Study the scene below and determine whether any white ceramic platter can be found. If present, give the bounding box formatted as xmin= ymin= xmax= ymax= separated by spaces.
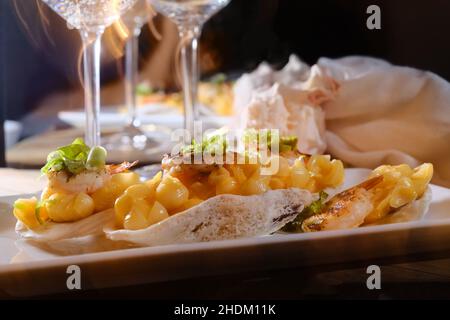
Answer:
xmin=0 ymin=169 xmax=449 ymax=297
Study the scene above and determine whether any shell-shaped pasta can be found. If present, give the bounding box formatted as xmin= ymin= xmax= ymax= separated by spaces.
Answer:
xmin=240 ymin=169 xmax=270 ymax=195
xmin=366 ymin=163 xmax=433 ymax=223
xmin=216 ymin=176 xmax=239 ymax=195
xmin=46 ymin=193 xmax=95 ymax=222
xmin=155 ymin=175 xmax=189 ymax=211
xmin=13 ymin=197 xmax=41 ymax=229
xmin=91 ymin=172 xmax=140 ymax=212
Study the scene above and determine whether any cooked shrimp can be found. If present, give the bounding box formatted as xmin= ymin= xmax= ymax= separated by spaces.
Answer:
xmin=302 ymin=176 xmax=383 ymax=232
xmin=48 ymin=161 xmax=138 ymax=194
xmin=108 ymin=161 xmax=139 ymax=175
xmin=162 ymin=152 xmax=240 ymax=175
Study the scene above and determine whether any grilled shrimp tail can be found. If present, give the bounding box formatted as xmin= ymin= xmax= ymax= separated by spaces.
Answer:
xmin=107 ymin=161 xmax=139 ymax=175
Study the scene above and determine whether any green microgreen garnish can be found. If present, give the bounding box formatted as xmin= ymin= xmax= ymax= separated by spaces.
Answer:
xmin=282 ymin=191 xmax=329 ymax=232
xmin=41 ymin=138 xmax=107 ymax=175
xmin=181 ymin=133 xmax=228 ymax=157
xmin=210 ymin=73 xmax=227 ymax=85
xmin=35 ymin=200 xmax=47 ymax=225
xmin=242 ymin=129 xmax=298 ymax=153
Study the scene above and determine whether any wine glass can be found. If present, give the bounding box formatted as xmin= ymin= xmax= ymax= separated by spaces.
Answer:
xmin=105 ymin=0 xmax=163 ymax=151
xmin=41 ymin=0 xmax=138 ymax=146
xmin=150 ymin=0 xmax=231 ymax=137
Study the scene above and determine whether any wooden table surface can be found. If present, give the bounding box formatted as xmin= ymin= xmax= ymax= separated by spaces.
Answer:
xmin=1 ymin=169 xmax=449 ymax=299
xmin=0 ymin=169 xmax=45 ymax=196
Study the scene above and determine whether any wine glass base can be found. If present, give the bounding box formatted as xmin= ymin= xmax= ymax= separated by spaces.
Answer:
xmin=104 ymin=125 xmax=169 ymax=153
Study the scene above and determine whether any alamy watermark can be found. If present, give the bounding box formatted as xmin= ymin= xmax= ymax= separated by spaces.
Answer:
xmin=367 ymin=5 xmax=381 ymax=30
xmin=366 ymin=265 xmax=381 ymax=290
xmin=66 ymin=264 xmax=81 ymax=290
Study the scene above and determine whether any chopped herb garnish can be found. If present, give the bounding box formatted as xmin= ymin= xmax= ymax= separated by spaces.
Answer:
xmin=210 ymin=73 xmax=227 ymax=85
xmin=282 ymin=191 xmax=329 ymax=232
xmin=181 ymin=133 xmax=228 ymax=156
xmin=279 ymin=136 xmax=298 ymax=152
xmin=180 ymin=130 xmax=299 ymax=160
xmin=41 ymin=138 xmax=107 ymax=175
xmin=242 ymin=129 xmax=298 ymax=153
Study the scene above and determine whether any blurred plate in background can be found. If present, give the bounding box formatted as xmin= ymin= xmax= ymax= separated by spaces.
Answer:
xmin=58 ymin=104 xmax=231 ymax=130
xmin=1 ymin=169 xmax=450 ymax=297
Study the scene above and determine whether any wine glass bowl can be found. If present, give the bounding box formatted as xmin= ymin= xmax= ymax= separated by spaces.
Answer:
xmin=42 ymin=0 xmax=138 ymax=31
xmin=152 ymin=0 xmax=230 ymax=27
xmin=41 ymin=0 xmax=138 ymax=147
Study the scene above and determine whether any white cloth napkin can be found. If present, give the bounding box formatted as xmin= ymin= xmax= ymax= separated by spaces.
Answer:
xmin=233 ymin=55 xmax=450 ymax=187
xmin=320 ymin=56 xmax=450 ymax=187
xmin=234 ymin=55 xmax=337 ymax=154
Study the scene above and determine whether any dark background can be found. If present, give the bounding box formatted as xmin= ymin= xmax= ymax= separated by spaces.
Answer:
xmin=1 ymin=0 xmax=450 ymax=165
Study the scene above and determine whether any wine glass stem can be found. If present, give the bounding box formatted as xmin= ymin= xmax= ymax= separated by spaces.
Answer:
xmin=80 ymin=29 xmax=104 ymax=147
xmin=125 ymin=28 xmax=141 ymax=129
xmin=179 ymin=27 xmax=200 ymax=137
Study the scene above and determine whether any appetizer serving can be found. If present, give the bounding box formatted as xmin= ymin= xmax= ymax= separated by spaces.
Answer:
xmin=10 ymin=133 xmax=434 ymax=250
xmin=285 ymin=163 xmax=433 ymax=232
xmin=105 ymin=135 xmax=344 ymax=246
xmin=13 ymin=138 xmax=140 ymax=241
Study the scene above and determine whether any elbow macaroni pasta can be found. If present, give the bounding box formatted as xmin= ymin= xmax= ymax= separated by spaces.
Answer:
xmin=14 ymin=172 xmax=142 ymax=229
xmin=365 ymin=163 xmax=433 ymax=223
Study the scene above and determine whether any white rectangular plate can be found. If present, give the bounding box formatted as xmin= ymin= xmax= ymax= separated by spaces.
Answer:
xmin=1 ymin=169 xmax=450 ymax=297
